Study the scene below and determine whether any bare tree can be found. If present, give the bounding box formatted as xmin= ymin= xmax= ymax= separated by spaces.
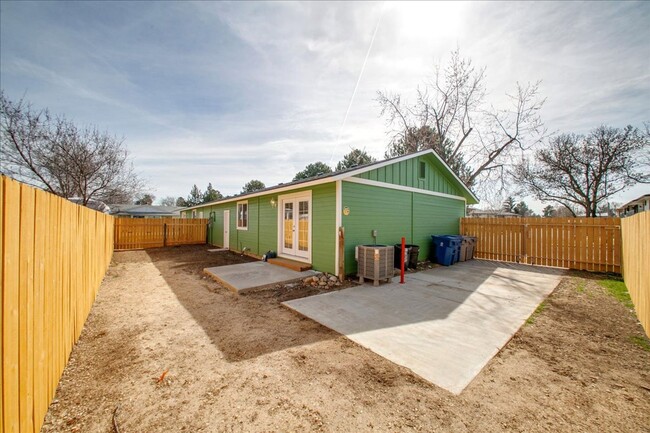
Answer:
xmin=513 ymin=125 xmax=649 ymax=217
xmin=159 ymin=196 xmax=177 ymax=206
xmin=378 ymin=49 xmax=545 ymax=188
xmin=134 ymin=193 xmax=155 ymax=205
xmin=1 ymin=92 xmax=143 ymax=205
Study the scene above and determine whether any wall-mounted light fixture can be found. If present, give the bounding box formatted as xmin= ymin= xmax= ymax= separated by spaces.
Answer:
xmin=270 ymin=198 xmax=277 ymax=208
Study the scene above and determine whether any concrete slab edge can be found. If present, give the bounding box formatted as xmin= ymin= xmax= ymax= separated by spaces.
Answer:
xmin=203 ymin=268 xmax=319 ymax=294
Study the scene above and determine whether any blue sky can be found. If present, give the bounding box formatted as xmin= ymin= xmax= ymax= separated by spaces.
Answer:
xmin=1 ymin=1 xmax=648 ymax=209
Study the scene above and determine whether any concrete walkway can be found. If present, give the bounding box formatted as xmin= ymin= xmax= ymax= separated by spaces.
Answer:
xmin=205 ymin=261 xmax=318 ymax=293
xmin=283 ymin=260 xmax=564 ymax=394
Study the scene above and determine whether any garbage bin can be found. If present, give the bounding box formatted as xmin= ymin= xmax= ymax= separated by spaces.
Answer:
xmin=394 ymin=244 xmax=415 ymax=269
xmin=431 ymin=235 xmax=454 ymax=266
xmin=408 ymin=245 xmax=420 ymax=269
xmin=459 ymin=237 xmax=469 ymax=262
xmin=464 ymin=236 xmax=477 ymax=260
xmin=443 ymin=235 xmax=463 ymax=264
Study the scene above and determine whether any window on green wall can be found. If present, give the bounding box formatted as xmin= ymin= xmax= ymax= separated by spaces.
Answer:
xmin=237 ymin=201 xmax=248 ymax=230
xmin=419 ymin=161 xmax=426 ymax=179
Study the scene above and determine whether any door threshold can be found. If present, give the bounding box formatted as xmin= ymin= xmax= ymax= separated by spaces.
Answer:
xmin=268 ymin=257 xmax=313 ymax=272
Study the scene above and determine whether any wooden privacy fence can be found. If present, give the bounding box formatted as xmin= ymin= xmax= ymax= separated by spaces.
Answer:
xmin=460 ymin=217 xmax=621 ymax=273
xmin=1 ymin=175 xmax=114 ymax=433
xmin=114 ymin=218 xmax=207 ymax=250
xmin=621 ymin=211 xmax=650 ymax=337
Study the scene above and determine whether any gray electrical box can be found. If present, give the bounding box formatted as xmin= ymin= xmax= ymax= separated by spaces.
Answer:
xmin=371 ymin=229 xmax=378 ymax=237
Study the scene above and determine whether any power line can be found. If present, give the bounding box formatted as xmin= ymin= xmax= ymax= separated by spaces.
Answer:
xmin=329 ymin=2 xmax=385 ymax=166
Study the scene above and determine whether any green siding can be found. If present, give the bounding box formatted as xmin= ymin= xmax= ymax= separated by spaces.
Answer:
xmin=310 ymin=183 xmax=336 ymax=274
xmin=355 ymin=154 xmax=466 ymax=198
xmin=342 ymin=182 xmax=464 ymax=275
xmin=412 ymin=192 xmax=464 ymax=261
xmin=180 ymin=182 xmax=337 ymax=274
xmin=342 ymin=182 xmax=412 ymax=275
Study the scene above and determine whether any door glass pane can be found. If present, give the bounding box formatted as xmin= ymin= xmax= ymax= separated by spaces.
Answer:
xmin=298 ymin=200 xmax=309 ymax=251
xmin=283 ymin=202 xmax=293 ymax=249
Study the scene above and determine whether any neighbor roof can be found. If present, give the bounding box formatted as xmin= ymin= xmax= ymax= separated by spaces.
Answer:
xmin=617 ymin=193 xmax=650 ymax=211
xmin=109 ymin=204 xmax=184 ymax=216
xmin=183 ymin=149 xmax=479 ymax=210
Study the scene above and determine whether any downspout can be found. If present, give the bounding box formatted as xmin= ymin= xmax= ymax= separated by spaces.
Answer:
xmin=411 ymin=192 xmax=414 ymax=243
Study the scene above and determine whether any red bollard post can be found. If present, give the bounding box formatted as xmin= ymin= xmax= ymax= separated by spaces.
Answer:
xmin=400 ymin=236 xmax=406 ymax=284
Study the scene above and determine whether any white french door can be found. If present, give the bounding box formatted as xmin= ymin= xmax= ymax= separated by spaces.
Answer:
xmin=223 ymin=210 xmax=230 ymax=249
xmin=279 ymin=192 xmax=311 ymax=261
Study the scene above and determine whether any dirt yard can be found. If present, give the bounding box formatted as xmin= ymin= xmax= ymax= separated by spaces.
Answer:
xmin=41 ymin=245 xmax=650 ymax=432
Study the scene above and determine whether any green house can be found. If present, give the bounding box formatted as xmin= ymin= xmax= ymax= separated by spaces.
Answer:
xmin=182 ymin=149 xmax=479 ymax=276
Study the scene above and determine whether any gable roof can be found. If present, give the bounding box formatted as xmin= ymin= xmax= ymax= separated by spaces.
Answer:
xmin=617 ymin=193 xmax=650 ymax=211
xmin=184 ymin=149 xmax=479 ymax=210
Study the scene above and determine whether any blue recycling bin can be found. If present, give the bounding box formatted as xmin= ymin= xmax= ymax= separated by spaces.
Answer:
xmin=443 ymin=235 xmax=463 ymax=264
xmin=431 ymin=235 xmax=454 ymax=266
xmin=431 ymin=235 xmax=463 ymax=266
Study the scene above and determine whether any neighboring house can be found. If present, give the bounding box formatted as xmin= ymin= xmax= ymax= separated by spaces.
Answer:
xmin=467 ymin=208 xmax=520 ymax=218
xmin=68 ymin=197 xmax=111 ymax=213
xmin=617 ymin=194 xmax=650 ymax=217
xmin=182 ymin=149 xmax=479 ymax=276
xmin=109 ymin=204 xmax=183 ymax=218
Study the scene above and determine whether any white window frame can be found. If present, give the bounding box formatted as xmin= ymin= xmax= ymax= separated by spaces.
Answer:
xmin=237 ymin=201 xmax=248 ymax=230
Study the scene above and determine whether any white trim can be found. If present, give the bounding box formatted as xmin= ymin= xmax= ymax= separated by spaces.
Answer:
xmin=344 ymin=177 xmax=467 ymax=203
xmin=186 ymin=177 xmax=337 ymax=210
xmin=236 ymin=200 xmax=248 ymax=230
xmin=223 ymin=210 xmax=230 ymax=249
xmin=184 ymin=149 xmax=478 ymax=211
xmin=334 ymin=180 xmax=342 ymax=277
xmin=277 ymin=191 xmax=312 ymax=263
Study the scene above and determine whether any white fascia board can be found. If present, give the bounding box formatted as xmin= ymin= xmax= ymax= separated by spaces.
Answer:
xmin=184 ymin=148 xmax=477 ymax=211
xmin=344 ymin=177 xmax=467 ymax=203
xmin=183 ymin=177 xmax=337 ymax=210
xmin=336 ymin=149 xmax=478 ymax=203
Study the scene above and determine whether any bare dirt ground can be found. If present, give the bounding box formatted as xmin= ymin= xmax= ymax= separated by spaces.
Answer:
xmin=42 ymin=245 xmax=650 ymax=433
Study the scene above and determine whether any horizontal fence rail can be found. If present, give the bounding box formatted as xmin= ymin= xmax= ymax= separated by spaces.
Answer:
xmin=1 ymin=175 xmax=114 ymax=433
xmin=460 ymin=217 xmax=621 ymax=273
xmin=621 ymin=211 xmax=650 ymax=336
xmin=114 ymin=218 xmax=207 ymax=250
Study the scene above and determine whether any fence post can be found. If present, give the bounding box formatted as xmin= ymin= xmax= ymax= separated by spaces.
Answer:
xmin=163 ymin=223 xmax=167 ymax=247
xmin=522 ymin=223 xmax=529 ymax=264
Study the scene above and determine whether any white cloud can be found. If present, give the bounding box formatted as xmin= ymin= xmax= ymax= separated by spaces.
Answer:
xmin=1 ymin=1 xmax=648 ymax=208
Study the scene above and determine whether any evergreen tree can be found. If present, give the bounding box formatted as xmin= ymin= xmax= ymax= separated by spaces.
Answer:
xmin=542 ymin=204 xmax=556 ymax=217
xmin=241 ymin=179 xmax=266 ymax=194
xmin=202 ymin=183 xmax=222 ymax=203
xmin=186 ymin=184 xmax=203 ymax=206
xmin=335 ymin=149 xmax=376 ymax=171
xmin=293 ymin=162 xmax=333 ymax=181
xmin=502 ymin=196 xmax=516 ymax=213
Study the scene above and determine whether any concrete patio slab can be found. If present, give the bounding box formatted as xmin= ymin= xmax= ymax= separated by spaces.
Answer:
xmin=204 ymin=261 xmax=319 ymax=294
xmin=283 ymin=260 xmax=564 ymax=394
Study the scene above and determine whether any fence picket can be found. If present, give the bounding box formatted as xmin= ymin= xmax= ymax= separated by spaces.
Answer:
xmin=621 ymin=211 xmax=650 ymax=336
xmin=460 ymin=217 xmax=621 ymax=273
xmin=113 ymin=218 xmax=207 ymax=250
xmin=1 ymin=175 xmax=114 ymax=433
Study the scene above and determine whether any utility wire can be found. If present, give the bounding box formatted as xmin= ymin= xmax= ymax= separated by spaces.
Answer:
xmin=329 ymin=2 xmax=385 ymax=166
